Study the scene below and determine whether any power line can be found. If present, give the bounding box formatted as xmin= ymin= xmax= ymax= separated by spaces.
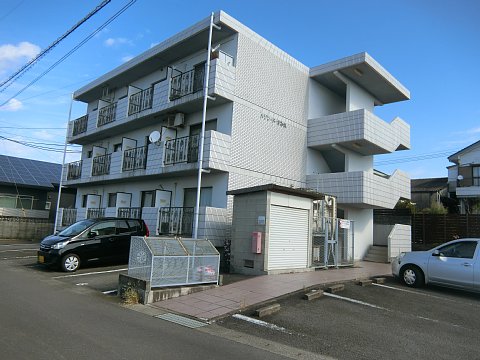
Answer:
xmin=0 ymin=0 xmax=111 ymax=92
xmin=0 ymin=0 xmax=137 ymax=107
xmin=0 ymin=135 xmax=81 ymax=153
xmin=374 ymin=150 xmax=457 ymax=166
xmin=0 ymin=0 xmax=24 ymax=22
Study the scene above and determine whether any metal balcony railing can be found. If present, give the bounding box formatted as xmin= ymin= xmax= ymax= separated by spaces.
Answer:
xmin=122 ymin=146 xmax=148 ymax=171
xmin=97 ymin=102 xmax=117 ymax=127
xmin=158 ymin=207 xmax=194 ymax=236
xmin=164 ymin=135 xmax=199 ymax=165
xmin=87 ymin=208 xmax=105 ymax=219
xmin=92 ymin=154 xmax=111 ymax=176
xmin=61 ymin=208 xmax=77 ymax=226
xmin=128 ymin=87 xmax=153 ymax=116
xmin=170 ymin=67 xmax=204 ymax=100
xmin=72 ymin=115 xmax=88 ymax=136
xmin=67 ymin=160 xmax=82 ymax=180
xmin=117 ymin=207 xmax=142 ymax=219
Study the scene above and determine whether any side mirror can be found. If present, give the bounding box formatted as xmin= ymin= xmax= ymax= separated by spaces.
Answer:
xmin=88 ymin=231 xmax=97 ymax=238
xmin=432 ymin=249 xmax=440 ymax=257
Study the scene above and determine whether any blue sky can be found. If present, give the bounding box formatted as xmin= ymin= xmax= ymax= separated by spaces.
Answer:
xmin=0 ymin=0 xmax=479 ymax=179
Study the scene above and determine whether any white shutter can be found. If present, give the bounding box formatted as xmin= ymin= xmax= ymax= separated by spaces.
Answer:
xmin=267 ymin=205 xmax=309 ymax=270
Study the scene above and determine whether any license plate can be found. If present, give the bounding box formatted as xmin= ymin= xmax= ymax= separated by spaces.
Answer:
xmin=38 ymin=255 xmax=44 ymax=263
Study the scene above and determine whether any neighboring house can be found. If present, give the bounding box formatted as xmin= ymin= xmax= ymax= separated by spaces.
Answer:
xmin=448 ymin=140 xmax=480 ymax=214
xmin=411 ymin=177 xmax=448 ymax=211
xmin=60 ymin=11 xmax=411 ymax=261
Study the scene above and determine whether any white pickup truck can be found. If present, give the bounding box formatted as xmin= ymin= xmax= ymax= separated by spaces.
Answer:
xmin=392 ymin=238 xmax=480 ymax=292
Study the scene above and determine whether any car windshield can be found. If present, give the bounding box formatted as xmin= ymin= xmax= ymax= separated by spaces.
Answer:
xmin=58 ymin=219 xmax=95 ymax=237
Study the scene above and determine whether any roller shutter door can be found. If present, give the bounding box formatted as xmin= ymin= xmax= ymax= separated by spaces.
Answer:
xmin=267 ymin=205 xmax=309 ymax=270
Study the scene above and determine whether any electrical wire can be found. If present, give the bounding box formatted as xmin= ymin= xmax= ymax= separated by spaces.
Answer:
xmin=0 ymin=0 xmax=24 ymax=22
xmin=0 ymin=0 xmax=111 ymax=92
xmin=0 ymin=0 xmax=137 ymax=107
xmin=374 ymin=149 xmax=457 ymax=166
xmin=0 ymin=135 xmax=81 ymax=153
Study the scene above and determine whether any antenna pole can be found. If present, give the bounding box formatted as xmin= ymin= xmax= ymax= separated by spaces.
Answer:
xmin=54 ymin=94 xmax=74 ymax=233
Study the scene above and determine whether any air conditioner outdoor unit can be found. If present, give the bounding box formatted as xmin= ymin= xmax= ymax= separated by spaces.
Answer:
xmin=174 ymin=113 xmax=185 ymax=127
xmin=166 ymin=114 xmax=176 ymax=127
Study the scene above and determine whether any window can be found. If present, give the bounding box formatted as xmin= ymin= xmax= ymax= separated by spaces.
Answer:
xmin=116 ymin=220 xmax=130 ymax=234
xmin=189 ymin=119 xmax=217 ymax=136
xmin=113 ymin=143 xmax=122 ymax=152
xmin=437 ymin=241 xmax=477 ymax=259
xmin=82 ymin=195 xmax=88 ymax=208
xmin=473 ymin=166 xmax=480 ymax=186
xmin=108 ymin=193 xmax=117 ymax=207
xmin=183 ymin=187 xmax=212 ymax=208
xmin=87 ymin=150 xmax=93 ymax=158
xmin=45 ymin=201 xmax=51 ymax=210
xmin=89 ymin=221 xmax=116 ymax=236
xmin=141 ymin=191 xmax=155 ymax=207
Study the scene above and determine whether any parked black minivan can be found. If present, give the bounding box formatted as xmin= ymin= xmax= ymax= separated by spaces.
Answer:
xmin=37 ymin=218 xmax=149 ymax=272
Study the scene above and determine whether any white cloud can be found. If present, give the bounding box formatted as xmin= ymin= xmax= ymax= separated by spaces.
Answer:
xmin=0 ymin=42 xmax=40 ymax=73
xmin=104 ymin=37 xmax=132 ymax=47
xmin=0 ymin=98 xmax=23 ymax=111
xmin=121 ymin=55 xmax=134 ymax=63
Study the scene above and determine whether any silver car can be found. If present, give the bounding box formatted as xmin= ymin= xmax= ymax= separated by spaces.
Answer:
xmin=392 ymin=238 xmax=480 ymax=292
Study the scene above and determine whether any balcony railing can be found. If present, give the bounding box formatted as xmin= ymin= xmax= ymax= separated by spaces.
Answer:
xmin=117 ymin=207 xmax=142 ymax=219
xmin=122 ymin=146 xmax=148 ymax=171
xmin=128 ymin=87 xmax=153 ymax=116
xmin=61 ymin=208 xmax=77 ymax=226
xmin=67 ymin=160 xmax=82 ymax=180
xmin=72 ymin=115 xmax=88 ymax=136
xmin=97 ymin=102 xmax=117 ymax=127
xmin=92 ymin=154 xmax=111 ymax=176
xmin=158 ymin=207 xmax=194 ymax=236
xmin=164 ymin=135 xmax=199 ymax=165
xmin=87 ymin=208 xmax=105 ymax=219
xmin=170 ymin=67 xmax=204 ymax=100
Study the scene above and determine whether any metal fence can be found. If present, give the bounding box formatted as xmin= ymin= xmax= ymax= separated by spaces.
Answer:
xmin=72 ymin=115 xmax=88 ymax=136
xmin=122 ymin=146 xmax=148 ymax=171
xmin=97 ymin=102 xmax=117 ymax=127
xmin=128 ymin=237 xmax=220 ymax=288
xmin=157 ymin=207 xmax=194 ymax=236
xmin=92 ymin=154 xmax=111 ymax=176
xmin=128 ymin=87 xmax=153 ymax=115
xmin=312 ymin=217 xmax=355 ymax=268
xmin=117 ymin=207 xmax=142 ymax=219
xmin=164 ymin=135 xmax=199 ymax=165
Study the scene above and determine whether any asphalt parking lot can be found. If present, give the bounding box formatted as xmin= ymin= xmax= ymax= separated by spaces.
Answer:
xmin=218 ymin=278 xmax=480 ymax=360
xmin=0 ymin=241 xmax=126 ymax=296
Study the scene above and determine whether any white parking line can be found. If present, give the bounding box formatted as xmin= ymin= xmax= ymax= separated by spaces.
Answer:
xmin=0 ymin=249 xmax=36 ymax=253
xmin=102 ymin=290 xmax=117 ymax=295
xmin=372 ymin=283 xmax=480 ymax=307
xmin=52 ymin=268 xmax=128 ymax=279
xmin=232 ymin=314 xmax=292 ymax=334
xmin=2 ymin=256 xmax=37 ymax=260
xmin=324 ymin=292 xmax=391 ymax=311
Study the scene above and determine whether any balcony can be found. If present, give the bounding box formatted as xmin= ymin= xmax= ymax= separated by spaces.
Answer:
xmin=97 ymin=102 xmax=117 ymax=127
xmin=306 ymin=170 xmax=410 ymax=209
xmin=128 ymin=87 xmax=153 ymax=116
xmin=92 ymin=154 xmax=111 ymax=176
xmin=117 ymin=207 xmax=142 ymax=219
xmin=164 ymin=135 xmax=199 ymax=165
xmin=72 ymin=115 xmax=88 ymax=136
xmin=67 ymin=160 xmax=82 ymax=180
xmin=122 ymin=146 xmax=148 ymax=171
xmin=157 ymin=207 xmax=194 ymax=236
xmin=68 ymin=57 xmax=236 ymax=145
xmin=170 ymin=68 xmax=204 ymax=101
xmin=308 ymin=109 xmax=410 ymax=155
xmin=87 ymin=208 xmax=105 ymax=219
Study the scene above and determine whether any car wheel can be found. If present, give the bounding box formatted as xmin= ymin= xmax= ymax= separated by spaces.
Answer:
xmin=61 ymin=254 xmax=80 ymax=272
xmin=401 ymin=265 xmax=424 ymax=287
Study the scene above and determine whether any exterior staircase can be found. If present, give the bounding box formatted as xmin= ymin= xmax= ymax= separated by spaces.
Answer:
xmin=363 ymin=245 xmax=389 ymax=263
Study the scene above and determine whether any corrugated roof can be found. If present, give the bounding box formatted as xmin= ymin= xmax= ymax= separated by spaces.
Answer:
xmin=227 ymin=184 xmax=328 ymax=200
xmin=0 ymin=155 xmax=61 ymax=189
xmin=411 ymin=177 xmax=448 ymax=192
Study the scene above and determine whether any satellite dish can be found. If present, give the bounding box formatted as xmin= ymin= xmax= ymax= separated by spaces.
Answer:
xmin=149 ymin=130 xmax=161 ymax=145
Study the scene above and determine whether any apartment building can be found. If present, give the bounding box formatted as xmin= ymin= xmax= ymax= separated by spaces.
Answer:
xmin=60 ymin=11 xmax=411 ymax=260
xmin=448 ymin=140 xmax=480 ymax=214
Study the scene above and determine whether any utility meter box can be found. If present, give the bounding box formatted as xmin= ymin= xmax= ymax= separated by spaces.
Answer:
xmin=252 ymin=232 xmax=262 ymax=254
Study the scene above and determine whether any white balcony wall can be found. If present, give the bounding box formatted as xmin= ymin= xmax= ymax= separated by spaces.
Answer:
xmin=346 ymin=78 xmax=375 ymax=112
xmin=457 ymin=186 xmax=480 ymax=197
xmin=345 ymin=208 xmax=373 ymax=259
xmin=306 ymin=170 xmax=410 ymax=208
xmin=196 ymin=207 xmax=229 ymax=245
xmin=306 ymin=148 xmax=332 ymax=175
xmin=308 ymin=109 xmax=410 ymax=155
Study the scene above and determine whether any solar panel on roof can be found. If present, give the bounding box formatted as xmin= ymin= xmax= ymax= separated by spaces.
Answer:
xmin=0 ymin=155 xmax=62 ymax=188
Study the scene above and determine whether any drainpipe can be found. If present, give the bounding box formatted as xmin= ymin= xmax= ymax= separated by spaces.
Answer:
xmin=54 ymin=94 xmax=74 ymax=233
xmin=193 ymin=12 xmax=221 ymax=239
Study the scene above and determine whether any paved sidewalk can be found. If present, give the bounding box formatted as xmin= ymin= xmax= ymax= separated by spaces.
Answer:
xmin=150 ymin=261 xmax=391 ymax=321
